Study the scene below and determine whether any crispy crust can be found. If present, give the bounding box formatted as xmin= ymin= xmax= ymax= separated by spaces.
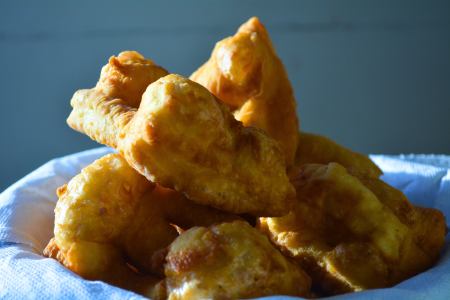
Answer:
xmin=190 ymin=17 xmax=299 ymax=167
xmin=165 ymin=221 xmax=312 ymax=299
xmin=258 ymin=163 xmax=447 ymax=295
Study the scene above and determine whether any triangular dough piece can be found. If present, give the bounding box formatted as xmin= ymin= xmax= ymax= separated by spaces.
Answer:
xmin=190 ymin=17 xmax=299 ymax=167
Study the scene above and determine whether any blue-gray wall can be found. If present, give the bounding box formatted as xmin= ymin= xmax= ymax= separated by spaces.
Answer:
xmin=1 ymin=0 xmax=449 ymax=193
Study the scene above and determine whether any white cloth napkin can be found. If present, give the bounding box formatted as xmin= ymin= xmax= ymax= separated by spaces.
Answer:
xmin=0 ymin=147 xmax=449 ymax=299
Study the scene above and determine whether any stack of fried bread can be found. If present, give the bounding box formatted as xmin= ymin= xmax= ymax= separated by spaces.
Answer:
xmin=43 ymin=17 xmax=447 ymax=299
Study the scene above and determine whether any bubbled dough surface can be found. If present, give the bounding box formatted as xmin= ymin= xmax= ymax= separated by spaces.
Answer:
xmin=258 ymin=163 xmax=447 ymax=295
xmin=165 ymin=221 xmax=311 ymax=300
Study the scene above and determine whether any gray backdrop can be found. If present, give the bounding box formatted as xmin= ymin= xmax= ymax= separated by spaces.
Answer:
xmin=1 ymin=0 xmax=449 ymax=193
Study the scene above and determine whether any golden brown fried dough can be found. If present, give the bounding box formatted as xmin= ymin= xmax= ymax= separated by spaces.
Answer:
xmin=288 ymin=131 xmax=383 ymax=178
xmin=44 ymin=154 xmax=162 ymax=296
xmin=68 ymin=57 xmax=295 ymax=216
xmin=258 ymin=163 xmax=447 ymax=295
xmin=44 ymin=154 xmax=240 ymax=297
xmin=120 ymin=74 xmax=295 ymax=216
xmin=190 ymin=17 xmax=299 ymax=167
xmin=68 ymin=51 xmax=169 ymax=149
xmin=44 ymin=237 xmax=165 ymax=298
xmin=164 ymin=221 xmax=312 ymax=300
